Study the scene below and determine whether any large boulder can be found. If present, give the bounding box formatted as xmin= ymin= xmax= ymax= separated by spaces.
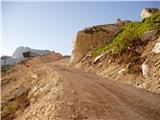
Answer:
xmin=141 ymin=29 xmax=158 ymax=42
xmin=70 ymin=24 xmax=122 ymax=65
xmin=140 ymin=8 xmax=159 ymax=19
xmin=152 ymin=37 xmax=160 ymax=53
xmin=142 ymin=61 xmax=149 ymax=78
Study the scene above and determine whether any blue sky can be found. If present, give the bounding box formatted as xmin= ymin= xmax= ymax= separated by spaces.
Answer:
xmin=1 ymin=1 xmax=159 ymax=56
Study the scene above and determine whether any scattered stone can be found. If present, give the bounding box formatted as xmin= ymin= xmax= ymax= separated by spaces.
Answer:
xmin=13 ymin=87 xmax=29 ymax=98
xmin=80 ymin=54 xmax=92 ymax=63
xmin=142 ymin=61 xmax=149 ymax=78
xmin=55 ymin=117 xmax=60 ymax=120
xmin=31 ymin=74 xmax=38 ymax=79
xmin=70 ymin=114 xmax=76 ymax=119
xmin=32 ymin=110 xmax=36 ymax=116
xmin=67 ymin=102 xmax=74 ymax=106
xmin=93 ymin=52 xmax=107 ymax=64
xmin=152 ymin=42 xmax=160 ymax=53
xmin=155 ymin=61 xmax=160 ymax=66
xmin=72 ymin=90 xmax=76 ymax=94
xmin=28 ymin=85 xmax=41 ymax=99
xmin=14 ymin=86 xmax=19 ymax=90
xmin=118 ymin=68 xmax=126 ymax=75
xmin=8 ymin=89 xmax=12 ymax=92
xmin=59 ymin=101 xmax=65 ymax=104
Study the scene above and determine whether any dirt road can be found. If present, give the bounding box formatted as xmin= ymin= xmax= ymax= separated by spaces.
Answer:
xmin=12 ymin=62 xmax=159 ymax=120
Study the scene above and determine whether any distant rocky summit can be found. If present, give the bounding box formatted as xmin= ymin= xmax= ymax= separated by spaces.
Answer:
xmin=141 ymin=8 xmax=159 ymax=19
xmin=1 ymin=46 xmax=52 ymax=66
xmin=12 ymin=46 xmax=51 ymax=61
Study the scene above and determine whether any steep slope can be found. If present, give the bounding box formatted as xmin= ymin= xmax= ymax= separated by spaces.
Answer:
xmin=1 ymin=54 xmax=68 ymax=120
xmin=70 ymin=23 xmax=128 ymax=65
xmin=1 ymin=60 xmax=160 ymax=120
xmin=72 ymin=9 xmax=160 ymax=93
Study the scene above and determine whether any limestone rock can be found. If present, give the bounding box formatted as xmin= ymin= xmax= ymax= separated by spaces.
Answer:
xmin=118 ymin=68 xmax=126 ymax=75
xmin=141 ymin=29 xmax=158 ymax=42
xmin=31 ymin=74 xmax=38 ymax=79
xmin=151 ymin=37 xmax=160 ymax=53
xmin=152 ymin=42 xmax=160 ymax=53
xmin=142 ymin=62 xmax=149 ymax=78
xmin=140 ymin=8 xmax=159 ymax=19
xmin=70 ymin=24 xmax=122 ymax=65
xmin=93 ymin=52 xmax=107 ymax=64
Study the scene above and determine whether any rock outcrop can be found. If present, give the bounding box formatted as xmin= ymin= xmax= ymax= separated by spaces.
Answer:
xmin=141 ymin=61 xmax=149 ymax=78
xmin=12 ymin=46 xmax=51 ymax=61
xmin=152 ymin=37 xmax=160 ymax=53
xmin=70 ymin=24 xmax=123 ymax=65
xmin=140 ymin=8 xmax=159 ymax=19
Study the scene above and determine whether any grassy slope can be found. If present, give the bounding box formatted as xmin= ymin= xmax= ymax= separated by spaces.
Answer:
xmin=92 ymin=11 xmax=160 ymax=57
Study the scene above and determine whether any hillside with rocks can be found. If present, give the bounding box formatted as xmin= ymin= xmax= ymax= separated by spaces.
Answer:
xmin=1 ymin=54 xmax=160 ymax=120
xmin=1 ymin=8 xmax=160 ymax=120
xmin=72 ymin=8 xmax=160 ymax=93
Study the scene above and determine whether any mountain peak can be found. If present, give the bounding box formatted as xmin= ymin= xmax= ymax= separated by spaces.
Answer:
xmin=12 ymin=46 xmax=51 ymax=60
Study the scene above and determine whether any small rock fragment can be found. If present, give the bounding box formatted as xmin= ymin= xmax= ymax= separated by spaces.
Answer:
xmin=118 ymin=68 xmax=126 ymax=75
xmin=152 ymin=42 xmax=160 ymax=53
xmin=142 ymin=61 xmax=149 ymax=78
xmin=67 ymin=102 xmax=74 ymax=106
xmin=31 ymin=74 xmax=38 ymax=79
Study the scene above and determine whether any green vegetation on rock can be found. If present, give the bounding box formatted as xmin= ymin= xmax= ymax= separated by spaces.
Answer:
xmin=92 ymin=11 xmax=160 ymax=57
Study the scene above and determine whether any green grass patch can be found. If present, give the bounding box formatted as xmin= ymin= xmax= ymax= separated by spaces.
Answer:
xmin=92 ymin=11 xmax=160 ymax=57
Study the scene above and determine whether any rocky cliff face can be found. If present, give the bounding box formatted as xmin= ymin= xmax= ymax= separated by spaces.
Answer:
xmin=70 ymin=24 xmax=125 ymax=65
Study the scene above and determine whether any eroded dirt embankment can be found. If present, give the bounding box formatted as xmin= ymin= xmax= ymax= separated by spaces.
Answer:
xmin=2 ymin=59 xmax=160 ymax=120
